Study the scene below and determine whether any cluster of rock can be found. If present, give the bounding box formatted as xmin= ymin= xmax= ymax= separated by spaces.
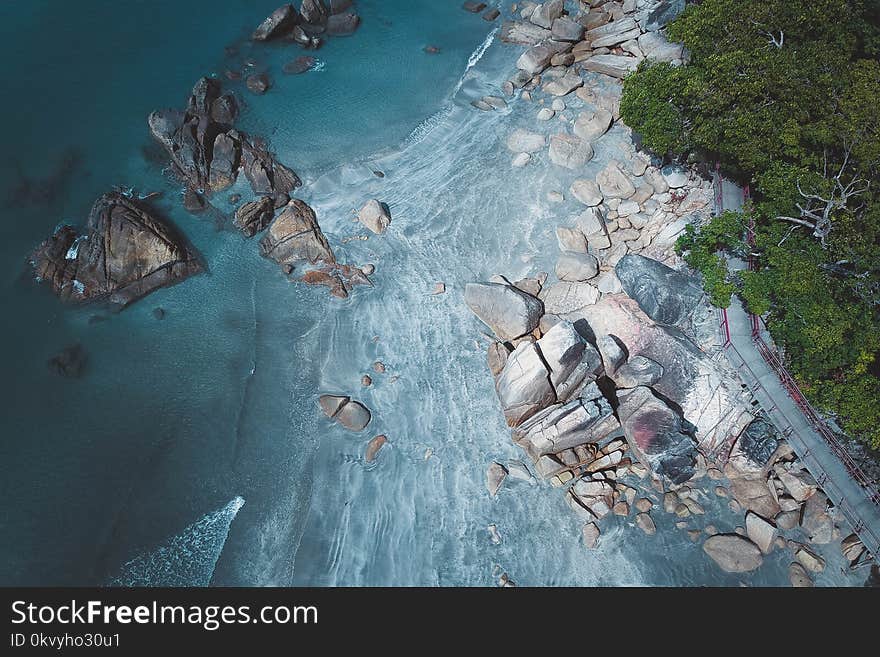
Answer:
xmin=502 ymin=0 xmax=686 ymax=83
xmin=473 ymin=1 xmax=875 ymax=584
xmin=697 ymin=437 xmax=872 ymax=583
xmin=252 ymin=1 xmax=361 ymax=48
xmin=31 ymin=4 xmax=375 ymax=309
xmin=31 ymin=192 xmax=202 ymax=307
xmin=149 ymin=77 xmax=301 ymax=211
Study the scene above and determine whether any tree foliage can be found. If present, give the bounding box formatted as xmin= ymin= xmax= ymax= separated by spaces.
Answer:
xmin=621 ymin=0 xmax=880 ymax=448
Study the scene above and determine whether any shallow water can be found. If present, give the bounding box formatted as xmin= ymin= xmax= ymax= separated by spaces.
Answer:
xmin=0 ymin=1 xmax=865 ymax=586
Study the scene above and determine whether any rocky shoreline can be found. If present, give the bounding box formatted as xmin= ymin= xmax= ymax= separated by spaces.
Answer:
xmin=468 ymin=0 xmax=873 ymax=585
xmin=22 ymin=0 xmax=874 ymax=584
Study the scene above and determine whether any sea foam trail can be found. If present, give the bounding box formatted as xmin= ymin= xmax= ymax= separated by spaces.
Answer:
xmin=453 ymin=27 xmax=498 ymax=95
xmin=109 ymin=496 xmax=245 ymax=586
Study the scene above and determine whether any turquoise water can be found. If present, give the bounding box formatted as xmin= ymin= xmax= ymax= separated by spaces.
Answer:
xmin=0 ymin=1 xmax=863 ymax=586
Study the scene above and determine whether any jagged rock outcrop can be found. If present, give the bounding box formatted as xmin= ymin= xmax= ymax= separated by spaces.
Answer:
xmin=252 ymin=4 xmax=300 ymax=41
xmin=148 ymin=77 xmax=300 ymax=201
xmin=514 ymin=389 xmax=619 ymax=461
xmin=617 ymin=385 xmax=697 ymax=484
xmin=536 ymin=320 xmax=603 ymax=401
xmin=565 ymin=294 xmax=753 ymax=456
xmin=494 ymin=341 xmax=556 ymax=427
xmin=259 ymin=199 xmax=335 ymax=266
xmin=31 ymin=192 xmax=202 ymax=307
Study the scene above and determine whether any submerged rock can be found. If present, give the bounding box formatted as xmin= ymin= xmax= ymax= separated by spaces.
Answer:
xmin=464 ymin=282 xmax=543 ymax=341
xmin=365 ymin=434 xmax=388 ymax=462
xmin=283 ymin=56 xmax=316 ymax=74
xmin=31 ymin=192 xmax=202 ymax=307
xmin=47 ymin=343 xmax=88 ymax=378
xmin=259 ymin=199 xmax=335 ymax=266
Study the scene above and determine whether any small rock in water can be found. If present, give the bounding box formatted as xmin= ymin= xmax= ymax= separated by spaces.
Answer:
xmin=282 ymin=56 xmax=316 ymax=74
xmin=635 ymin=498 xmax=653 ymax=513
xmin=511 ymin=152 xmax=531 ymax=168
xmin=357 ymin=199 xmax=391 ymax=234
xmin=282 ymin=264 xmax=294 ymax=275
xmin=537 ymin=107 xmax=555 ymax=121
xmin=365 ymin=434 xmax=387 ymax=462
xmin=361 ymin=263 xmax=376 ymax=276
xmin=152 ymin=307 xmax=165 ymax=320
xmin=373 ymin=361 xmax=386 ymax=373
xmin=582 ymin=522 xmax=600 ymax=549
xmin=372 ymin=170 xmax=385 ymax=178
xmin=547 ymin=190 xmax=564 ymax=203
xmin=788 ymin=561 xmax=813 ymax=587
xmin=335 ymin=400 xmax=372 ymax=431
xmin=486 ymin=462 xmax=508 ymax=496
xmin=246 ymin=73 xmax=271 ymax=95
xmin=424 ymin=45 xmax=440 ymax=54
xmin=361 ymin=375 xmax=372 ymax=387
xmin=47 ymin=344 xmax=87 ymax=378
xmin=636 ymin=513 xmax=656 ymax=535
xmin=431 ymin=282 xmax=446 ymax=295
xmin=487 ymin=524 xmax=502 ymax=544
xmin=228 ymin=193 xmax=241 ymax=204
xmin=424 ymin=447 xmax=433 ymax=460
xmin=319 ymin=394 xmax=350 ymax=418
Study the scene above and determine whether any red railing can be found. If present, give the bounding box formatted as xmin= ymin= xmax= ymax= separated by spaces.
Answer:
xmin=713 ymin=171 xmax=880 ymax=511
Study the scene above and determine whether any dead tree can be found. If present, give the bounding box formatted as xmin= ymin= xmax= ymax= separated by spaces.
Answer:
xmin=776 ymin=145 xmax=870 ymax=246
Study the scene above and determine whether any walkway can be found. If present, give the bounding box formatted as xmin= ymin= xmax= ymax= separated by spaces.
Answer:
xmin=714 ymin=172 xmax=880 ymax=560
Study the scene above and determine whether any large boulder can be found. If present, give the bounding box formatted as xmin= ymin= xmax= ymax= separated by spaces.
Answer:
xmin=564 ymin=295 xmax=754 ymax=455
xmin=259 ymin=199 xmax=335 ymax=265
xmin=495 ymin=341 xmax=557 ymax=427
xmin=300 ymin=0 xmax=329 ymax=27
xmin=326 ymin=12 xmax=360 ymax=35
xmin=530 ymin=0 xmax=564 ymax=28
xmin=539 ymin=281 xmax=601 ymax=315
xmin=31 ymin=192 xmax=202 ymax=307
xmin=570 ymin=181 xmax=604 ymax=208
xmin=357 ymin=199 xmax=391 ymax=234
xmin=536 ymin=320 xmax=604 ymax=401
xmin=514 ymin=390 xmax=619 ymax=461
xmin=556 ymin=251 xmax=599 ymax=282
xmin=516 ymin=43 xmax=554 ymax=74
xmin=464 ymin=282 xmax=543 ymax=341
xmin=551 ymin=17 xmax=584 ymax=42
xmin=252 ymin=4 xmax=299 ymax=41
xmin=240 ymin=137 xmax=302 ymax=196
xmin=617 ymin=385 xmax=697 ymax=484
xmin=596 ymin=161 xmax=636 ymax=199
xmin=645 ymin=0 xmax=686 ymax=32
xmin=573 ymin=109 xmax=613 ymax=142
xmin=582 ymin=54 xmax=639 ymax=78
xmin=615 ymin=254 xmax=702 ymax=327
xmin=703 ymin=534 xmax=763 ymax=573
xmin=549 ymin=134 xmax=593 ymax=169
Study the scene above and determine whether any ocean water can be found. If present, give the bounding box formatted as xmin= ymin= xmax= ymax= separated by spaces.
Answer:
xmin=0 ymin=1 xmax=864 ymax=586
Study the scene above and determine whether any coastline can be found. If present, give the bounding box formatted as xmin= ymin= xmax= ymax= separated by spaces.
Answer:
xmin=1 ymin=0 xmax=872 ymax=586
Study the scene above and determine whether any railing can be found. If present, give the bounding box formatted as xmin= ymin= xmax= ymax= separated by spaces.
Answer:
xmin=711 ymin=166 xmax=880 ymax=556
